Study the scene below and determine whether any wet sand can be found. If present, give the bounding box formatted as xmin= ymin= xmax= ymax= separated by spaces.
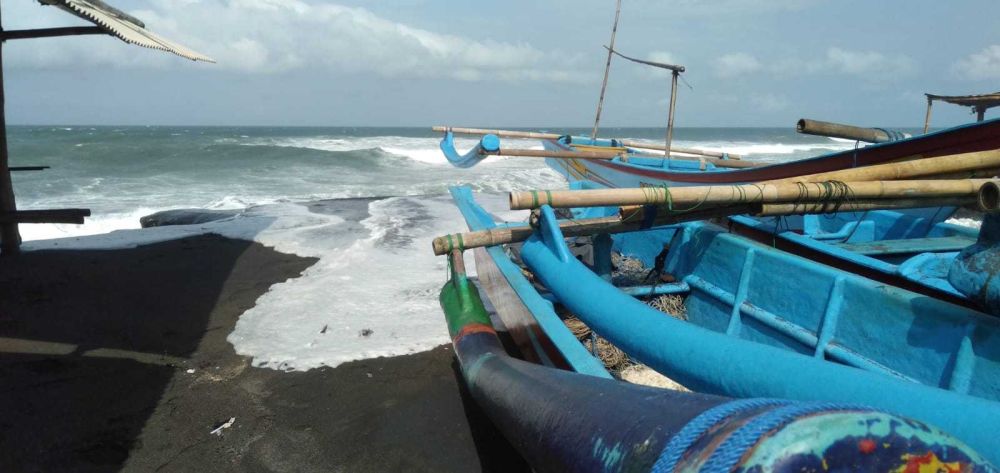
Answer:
xmin=0 ymin=234 xmax=526 ymax=472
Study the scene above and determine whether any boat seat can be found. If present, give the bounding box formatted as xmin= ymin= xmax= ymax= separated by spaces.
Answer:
xmin=832 ymin=235 xmax=976 ymax=256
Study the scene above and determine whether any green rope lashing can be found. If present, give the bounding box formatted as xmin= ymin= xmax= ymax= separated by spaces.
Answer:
xmin=531 ymin=191 xmax=539 ymax=208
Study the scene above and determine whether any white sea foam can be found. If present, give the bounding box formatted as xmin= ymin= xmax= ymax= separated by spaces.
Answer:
xmin=946 ymin=217 xmax=982 ymax=229
xmin=241 ymin=135 xmax=543 ymax=165
xmin=22 ymin=193 xmax=514 ymax=371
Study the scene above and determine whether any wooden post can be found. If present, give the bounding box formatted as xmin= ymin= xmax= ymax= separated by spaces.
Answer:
xmin=923 ymin=96 xmax=934 ymax=133
xmin=591 ymin=0 xmax=621 ymax=140
xmin=0 ymin=8 xmax=20 ymax=255
xmin=977 ymin=106 xmax=986 ymax=122
xmin=664 ymin=70 xmax=679 ymax=161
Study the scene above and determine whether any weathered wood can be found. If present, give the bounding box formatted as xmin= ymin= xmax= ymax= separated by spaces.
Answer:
xmin=435 ymin=191 xmax=977 ymax=255
xmin=432 ymin=126 xmax=743 ymax=160
xmin=0 ymin=208 xmax=90 ymax=224
xmin=433 ymin=216 xmax=621 ymax=255
xmin=978 ymin=181 xmax=1000 ymax=212
xmin=0 ymin=26 xmax=106 ymax=41
xmin=923 ymin=96 xmax=934 ymax=134
xmin=591 ymin=0 xmax=621 ymax=140
xmin=10 ymin=166 xmax=49 ymax=172
xmin=0 ymin=27 xmax=19 ymax=255
xmin=665 ymin=71 xmax=679 ymax=158
xmin=796 ymin=118 xmax=903 ymax=143
xmin=759 ymin=197 xmax=975 ymax=216
xmin=510 ymin=179 xmax=995 ymax=210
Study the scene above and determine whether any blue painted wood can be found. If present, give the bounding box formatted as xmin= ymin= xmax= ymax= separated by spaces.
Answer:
xmin=439 ymin=131 xmax=498 ymax=168
xmin=448 ymin=186 xmax=611 ymax=378
xmin=518 ymin=204 xmax=1000 ymax=463
xmin=833 ymin=235 xmax=976 ymax=256
xmin=441 ymin=251 xmax=996 ymax=472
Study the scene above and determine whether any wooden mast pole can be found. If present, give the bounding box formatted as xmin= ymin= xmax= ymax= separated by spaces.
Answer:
xmin=590 ymin=0 xmax=621 ymax=140
xmin=664 ymin=70 xmax=679 ymax=160
xmin=0 ymin=4 xmax=20 ymax=255
xmin=976 ymin=106 xmax=986 ymax=122
xmin=923 ymin=96 xmax=934 ymax=133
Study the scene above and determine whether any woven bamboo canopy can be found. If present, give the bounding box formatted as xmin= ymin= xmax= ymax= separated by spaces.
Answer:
xmin=923 ymin=91 xmax=1000 ymax=132
xmin=0 ymin=0 xmax=214 ymax=255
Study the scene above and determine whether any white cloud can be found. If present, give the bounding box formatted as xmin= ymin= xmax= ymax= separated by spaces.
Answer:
xmin=773 ymin=47 xmax=915 ymax=83
xmin=2 ymin=0 xmax=586 ymax=82
xmin=714 ymin=53 xmax=761 ymax=78
xmin=952 ymin=45 xmax=1000 ymax=81
xmin=750 ymin=93 xmax=789 ymax=111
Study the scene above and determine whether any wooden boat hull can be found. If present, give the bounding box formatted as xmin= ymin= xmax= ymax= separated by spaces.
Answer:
xmin=544 ymin=118 xmax=1000 ymax=186
xmin=515 ymin=203 xmax=1000 ymax=462
xmin=439 ymin=242 xmax=994 ymax=471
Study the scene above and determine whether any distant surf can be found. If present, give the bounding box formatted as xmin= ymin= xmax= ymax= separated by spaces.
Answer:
xmin=10 ymin=125 xmax=909 ymax=370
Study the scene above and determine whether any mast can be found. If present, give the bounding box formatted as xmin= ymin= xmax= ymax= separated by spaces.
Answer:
xmin=590 ymin=0 xmax=621 ymax=140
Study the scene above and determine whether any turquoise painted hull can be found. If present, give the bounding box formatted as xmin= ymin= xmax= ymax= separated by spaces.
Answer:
xmin=534 ymin=121 xmax=1000 ymax=309
xmin=446 ymin=187 xmax=1000 ymax=464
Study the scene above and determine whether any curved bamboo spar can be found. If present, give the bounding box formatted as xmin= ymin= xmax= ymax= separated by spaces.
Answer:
xmin=768 ymin=148 xmax=1000 ymax=184
xmin=431 ymin=126 xmax=743 ymax=160
xmin=509 ymin=179 xmax=996 ymax=210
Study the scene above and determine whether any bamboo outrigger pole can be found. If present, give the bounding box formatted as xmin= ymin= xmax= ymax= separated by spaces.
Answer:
xmin=509 ymin=178 xmax=996 ymax=210
xmin=591 ymin=0 xmax=621 ymax=140
xmin=431 ymin=126 xmax=748 ymax=163
xmin=433 ymin=190 xmax=983 ymax=256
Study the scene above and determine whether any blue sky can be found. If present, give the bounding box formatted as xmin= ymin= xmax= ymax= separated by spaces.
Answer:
xmin=2 ymin=0 xmax=998 ymax=127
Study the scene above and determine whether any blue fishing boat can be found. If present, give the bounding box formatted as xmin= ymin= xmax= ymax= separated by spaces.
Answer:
xmin=438 ymin=186 xmax=999 ymax=470
xmin=439 ymin=119 xmax=1000 ymax=310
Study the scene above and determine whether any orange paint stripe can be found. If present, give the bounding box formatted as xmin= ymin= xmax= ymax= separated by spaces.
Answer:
xmin=454 ymin=323 xmax=496 ymax=343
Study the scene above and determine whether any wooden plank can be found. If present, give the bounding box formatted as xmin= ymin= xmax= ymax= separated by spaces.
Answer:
xmin=0 ymin=209 xmax=90 ymax=224
xmin=833 ymin=236 xmax=976 ymax=256
xmin=10 ymin=166 xmax=49 ymax=171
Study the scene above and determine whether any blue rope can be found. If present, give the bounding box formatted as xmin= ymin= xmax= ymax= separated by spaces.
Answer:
xmin=874 ymin=127 xmax=906 ymax=142
xmin=700 ymin=401 xmax=874 ymax=473
xmin=651 ymin=398 xmax=790 ymax=473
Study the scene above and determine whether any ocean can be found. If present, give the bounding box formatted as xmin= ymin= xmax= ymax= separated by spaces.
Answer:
xmin=9 ymin=125 xmax=884 ymax=370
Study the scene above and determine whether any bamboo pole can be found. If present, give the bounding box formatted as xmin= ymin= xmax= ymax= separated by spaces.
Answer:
xmin=591 ymin=0 xmax=621 ymax=140
xmin=435 ymin=193 xmax=978 ymax=255
xmin=432 ymin=204 xmax=753 ymax=256
xmin=796 ymin=119 xmax=902 ymax=143
xmin=759 ymin=197 xmax=975 ymax=216
xmin=978 ymin=181 xmax=1000 ymax=212
xmin=923 ymin=97 xmax=934 ymax=134
xmin=509 ymin=179 xmax=996 ymax=210
xmin=767 ymin=148 xmax=1000 ymax=184
xmin=432 ymin=126 xmax=744 ymax=160
xmin=432 ymin=216 xmax=621 ymax=256
xmin=665 ymin=70 xmax=679 ymax=160
xmin=485 ymin=148 xmax=624 ymax=160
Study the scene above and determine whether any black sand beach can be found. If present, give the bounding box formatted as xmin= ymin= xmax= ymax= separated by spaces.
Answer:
xmin=0 ymin=234 xmax=526 ymax=472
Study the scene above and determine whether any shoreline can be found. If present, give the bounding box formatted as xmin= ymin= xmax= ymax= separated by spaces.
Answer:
xmin=0 ymin=232 xmax=525 ymax=472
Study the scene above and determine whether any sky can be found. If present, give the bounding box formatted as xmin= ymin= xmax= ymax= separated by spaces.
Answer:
xmin=2 ymin=0 xmax=998 ymax=127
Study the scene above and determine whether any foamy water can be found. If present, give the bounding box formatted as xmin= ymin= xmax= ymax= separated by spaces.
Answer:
xmin=9 ymin=125 xmax=889 ymax=370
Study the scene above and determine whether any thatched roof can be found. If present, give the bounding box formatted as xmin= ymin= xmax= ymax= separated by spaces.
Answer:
xmin=926 ymin=92 xmax=1000 ymax=110
xmin=39 ymin=0 xmax=214 ymax=62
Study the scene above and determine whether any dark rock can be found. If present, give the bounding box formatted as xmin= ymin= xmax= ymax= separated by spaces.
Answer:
xmin=140 ymin=209 xmax=241 ymax=228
